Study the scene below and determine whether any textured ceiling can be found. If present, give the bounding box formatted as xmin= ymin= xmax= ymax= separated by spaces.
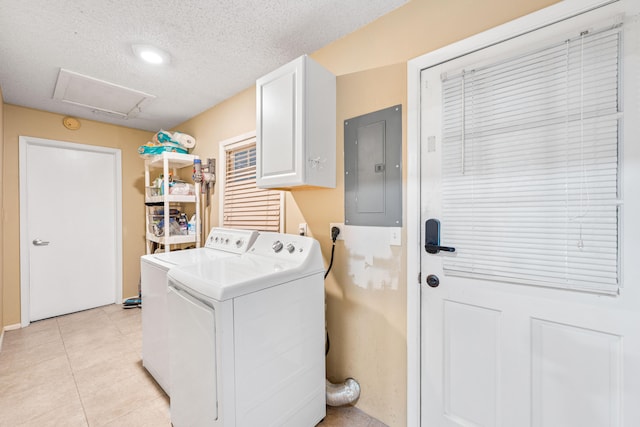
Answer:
xmin=0 ymin=0 xmax=406 ymax=132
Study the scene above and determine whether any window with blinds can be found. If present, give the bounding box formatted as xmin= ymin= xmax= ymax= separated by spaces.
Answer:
xmin=222 ymin=141 xmax=282 ymax=232
xmin=440 ymin=24 xmax=622 ymax=294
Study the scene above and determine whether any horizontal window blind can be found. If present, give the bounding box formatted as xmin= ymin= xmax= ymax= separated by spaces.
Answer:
xmin=223 ymin=143 xmax=282 ymax=232
xmin=440 ymin=26 xmax=621 ymax=294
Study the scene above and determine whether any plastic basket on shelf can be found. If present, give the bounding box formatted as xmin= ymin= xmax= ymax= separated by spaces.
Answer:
xmin=148 ymin=212 xmax=189 ymax=237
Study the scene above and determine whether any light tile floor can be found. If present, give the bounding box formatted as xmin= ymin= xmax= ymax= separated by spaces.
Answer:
xmin=0 ymin=304 xmax=387 ymax=427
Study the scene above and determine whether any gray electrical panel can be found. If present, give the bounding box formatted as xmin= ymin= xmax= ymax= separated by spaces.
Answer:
xmin=344 ymin=105 xmax=402 ymax=226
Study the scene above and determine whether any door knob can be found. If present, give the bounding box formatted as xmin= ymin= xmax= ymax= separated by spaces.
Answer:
xmin=32 ymin=239 xmax=50 ymax=246
xmin=426 ymin=274 xmax=440 ymax=288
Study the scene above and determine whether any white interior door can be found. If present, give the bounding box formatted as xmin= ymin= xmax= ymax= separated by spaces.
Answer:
xmin=417 ymin=3 xmax=640 ymax=426
xmin=20 ymin=137 xmax=122 ymax=324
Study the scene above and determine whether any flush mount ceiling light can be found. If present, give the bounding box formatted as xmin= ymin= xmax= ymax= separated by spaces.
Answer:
xmin=132 ymin=44 xmax=171 ymax=65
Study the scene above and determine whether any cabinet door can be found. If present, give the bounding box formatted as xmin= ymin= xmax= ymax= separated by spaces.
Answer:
xmin=256 ymin=56 xmax=305 ymax=187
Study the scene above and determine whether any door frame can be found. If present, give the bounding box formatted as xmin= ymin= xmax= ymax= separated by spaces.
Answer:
xmin=19 ymin=136 xmax=123 ymax=327
xmin=405 ymin=0 xmax=616 ymax=424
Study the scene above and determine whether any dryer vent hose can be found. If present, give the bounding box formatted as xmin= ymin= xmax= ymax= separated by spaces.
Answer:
xmin=326 ymin=378 xmax=360 ymax=406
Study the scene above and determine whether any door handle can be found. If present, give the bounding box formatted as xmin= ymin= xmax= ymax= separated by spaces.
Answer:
xmin=424 ymin=243 xmax=455 ymax=254
xmin=424 ymin=219 xmax=455 ymax=254
xmin=32 ymin=239 xmax=50 ymax=246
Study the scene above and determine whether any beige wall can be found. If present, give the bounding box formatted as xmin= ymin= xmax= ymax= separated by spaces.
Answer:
xmin=0 ymin=86 xmax=4 ymax=334
xmin=166 ymin=87 xmax=257 ymax=230
xmin=2 ymin=105 xmax=152 ymax=326
xmin=313 ymin=0 xmax=560 ymax=75
xmin=324 ymin=63 xmax=408 ymax=425
xmin=176 ymin=1 xmax=560 ymax=425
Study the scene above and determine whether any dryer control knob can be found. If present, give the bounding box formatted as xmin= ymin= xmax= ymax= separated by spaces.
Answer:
xmin=286 ymin=243 xmax=295 ymax=253
xmin=272 ymin=241 xmax=284 ymax=253
xmin=235 ymin=239 xmax=243 ymax=248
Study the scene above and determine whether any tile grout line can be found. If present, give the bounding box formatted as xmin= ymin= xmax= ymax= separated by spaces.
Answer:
xmin=57 ymin=317 xmax=91 ymax=427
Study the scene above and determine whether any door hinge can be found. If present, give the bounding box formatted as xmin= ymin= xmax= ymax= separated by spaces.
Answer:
xmin=418 ymin=271 xmax=422 ymax=284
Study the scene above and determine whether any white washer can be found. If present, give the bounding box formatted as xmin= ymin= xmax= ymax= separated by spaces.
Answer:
xmin=140 ymin=227 xmax=258 ymax=394
xmin=167 ymin=232 xmax=326 ymax=427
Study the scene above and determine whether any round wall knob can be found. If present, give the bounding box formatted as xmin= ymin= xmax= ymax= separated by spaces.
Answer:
xmin=272 ymin=241 xmax=283 ymax=253
xmin=426 ymin=274 xmax=440 ymax=288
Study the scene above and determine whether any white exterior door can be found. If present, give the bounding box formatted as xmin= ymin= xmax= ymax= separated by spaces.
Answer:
xmin=20 ymin=137 xmax=122 ymax=324
xmin=415 ymin=2 xmax=640 ymax=426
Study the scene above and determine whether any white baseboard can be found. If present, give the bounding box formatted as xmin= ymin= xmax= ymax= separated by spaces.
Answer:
xmin=4 ymin=323 xmax=21 ymax=331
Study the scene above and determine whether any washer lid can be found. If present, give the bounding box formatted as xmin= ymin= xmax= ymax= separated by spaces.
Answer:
xmin=142 ymin=247 xmax=236 ymax=268
xmin=167 ymin=241 xmax=323 ymax=301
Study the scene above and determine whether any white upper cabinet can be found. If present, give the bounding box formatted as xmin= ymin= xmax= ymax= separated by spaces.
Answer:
xmin=256 ymin=55 xmax=336 ymax=189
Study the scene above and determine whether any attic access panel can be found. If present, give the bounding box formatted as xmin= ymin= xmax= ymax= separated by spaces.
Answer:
xmin=344 ymin=105 xmax=402 ymax=227
xmin=53 ymin=69 xmax=155 ymax=119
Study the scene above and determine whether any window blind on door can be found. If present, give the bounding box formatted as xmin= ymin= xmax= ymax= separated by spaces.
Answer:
xmin=440 ymin=25 xmax=621 ymax=294
xmin=223 ymin=143 xmax=282 ymax=232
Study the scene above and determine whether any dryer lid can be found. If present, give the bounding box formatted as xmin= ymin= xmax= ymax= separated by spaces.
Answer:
xmin=147 ymin=247 xmax=235 ymax=266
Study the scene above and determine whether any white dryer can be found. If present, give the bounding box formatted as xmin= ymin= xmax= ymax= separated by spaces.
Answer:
xmin=140 ymin=227 xmax=258 ymax=394
xmin=167 ymin=232 xmax=326 ymax=427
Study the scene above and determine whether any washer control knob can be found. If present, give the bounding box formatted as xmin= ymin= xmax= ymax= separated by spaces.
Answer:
xmin=286 ymin=243 xmax=295 ymax=253
xmin=272 ymin=240 xmax=283 ymax=253
xmin=225 ymin=238 xmax=229 ymax=244
xmin=235 ymin=239 xmax=243 ymax=248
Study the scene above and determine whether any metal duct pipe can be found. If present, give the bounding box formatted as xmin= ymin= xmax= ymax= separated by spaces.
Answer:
xmin=326 ymin=378 xmax=360 ymax=406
